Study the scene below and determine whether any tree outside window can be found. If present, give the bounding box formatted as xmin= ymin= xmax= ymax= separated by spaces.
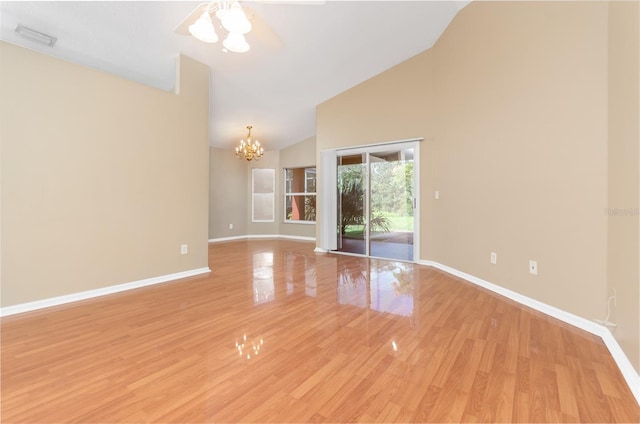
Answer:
xmin=284 ymin=167 xmax=316 ymax=222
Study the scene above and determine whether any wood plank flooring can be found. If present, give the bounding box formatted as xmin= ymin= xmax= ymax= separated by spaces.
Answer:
xmin=2 ymin=239 xmax=638 ymax=422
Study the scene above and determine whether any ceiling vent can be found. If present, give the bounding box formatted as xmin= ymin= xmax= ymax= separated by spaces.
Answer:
xmin=15 ymin=24 xmax=57 ymax=47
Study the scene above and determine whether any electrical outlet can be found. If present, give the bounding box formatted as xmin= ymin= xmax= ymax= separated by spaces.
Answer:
xmin=490 ymin=252 xmax=497 ymax=265
xmin=529 ymin=260 xmax=538 ymax=275
xmin=229 ymin=223 xmax=233 ymax=230
xmin=181 ymin=244 xmax=188 ymax=255
xmin=434 ymin=190 xmax=440 ymax=200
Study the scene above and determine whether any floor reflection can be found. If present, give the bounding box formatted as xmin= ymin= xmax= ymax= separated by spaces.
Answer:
xmin=234 ymin=333 xmax=265 ymax=361
xmin=337 ymin=259 xmax=414 ymax=317
xmin=252 ymin=251 xmax=274 ymax=304
xmin=337 ymin=262 xmax=368 ymax=308
xmin=253 ymin=244 xmax=414 ymax=319
xmin=285 ymin=251 xmax=317 ymax=297
xmin=370 ymin=263 xmax=414 ymax=316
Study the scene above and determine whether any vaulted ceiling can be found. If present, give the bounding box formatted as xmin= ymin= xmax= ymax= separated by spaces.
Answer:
xmin=0 ymin=1 xmax=469 ymax=150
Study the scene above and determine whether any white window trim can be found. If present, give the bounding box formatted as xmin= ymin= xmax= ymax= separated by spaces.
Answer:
xmin=283 ymin=166 xmax=317 ymax=224
xmin=252 ymin=168 xmax=275 ymax=222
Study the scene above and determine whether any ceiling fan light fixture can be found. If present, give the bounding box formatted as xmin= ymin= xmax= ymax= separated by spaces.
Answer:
xmin=223 ymin=31 xmax=250 ymax=53
xmin=180 ymin=0 xmax=254 ymax=52
xmin=220 ymin=2 xmax=252 ymax=34
xmin=189 ymin=12 xmax=218 ymax=43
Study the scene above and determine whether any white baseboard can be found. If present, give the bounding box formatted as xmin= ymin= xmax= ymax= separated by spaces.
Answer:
xmin=208 ymin=235 xmax=248 ymax=243
xmin=419 ymin=260 xmax=640 ymax=406
xmin=0 ymin=267 xmax=211 ymax=317
xmin=245 ymin=234 xmax=282 ymax=239
xmin=209 ymin=234 xmax=316 ymax=243
xmin=601 ymin=330 xmax=640 ymax=404
xmin=277 ymin=235 xmax=316 ymax=242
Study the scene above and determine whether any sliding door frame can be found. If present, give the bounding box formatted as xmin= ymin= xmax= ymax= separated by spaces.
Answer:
xmin=320 ymin=138 xmax=421 ymax=262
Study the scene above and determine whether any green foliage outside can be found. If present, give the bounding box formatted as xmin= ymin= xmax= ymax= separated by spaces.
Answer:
xmin=370 ymin=160 xmax=414 ymax=218
xmin=338 ymin=159 xmax=414 ymax=238
xmin=386 ymin=214 xmax=414 ymax=232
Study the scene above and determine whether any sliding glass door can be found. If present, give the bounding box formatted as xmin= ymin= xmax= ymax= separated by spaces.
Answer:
xmin=336 ymin=143 xmax=417 ymax=261
xmin=337 ymin=154 xmax=367 ymax=255
xmin=369 ymin=149 xmax=414 ymax=261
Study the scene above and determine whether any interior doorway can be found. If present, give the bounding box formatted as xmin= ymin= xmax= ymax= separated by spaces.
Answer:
xmin=336 ymin=142 xmax=417 ymax=261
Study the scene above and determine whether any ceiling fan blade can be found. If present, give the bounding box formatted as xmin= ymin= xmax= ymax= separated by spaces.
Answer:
xmin=173 ymin=2 xmax=209 ymax=35
xmin=242 ymin=6 xmax=284 ymax=51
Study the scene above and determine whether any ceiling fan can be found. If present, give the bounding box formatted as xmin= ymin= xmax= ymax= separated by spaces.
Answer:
xmin=174 ymin=0 xmax=324 ymax=53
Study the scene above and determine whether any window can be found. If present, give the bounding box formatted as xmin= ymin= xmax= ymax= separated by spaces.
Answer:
xmin=284 ymin=167 xmax=316 ymax=223
xmin=252 ymin=168 xmax=275 ymax=222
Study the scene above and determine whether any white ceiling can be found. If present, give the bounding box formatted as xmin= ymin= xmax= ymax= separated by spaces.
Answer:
xmin=0 ymin=1 xmax=468 ymax=150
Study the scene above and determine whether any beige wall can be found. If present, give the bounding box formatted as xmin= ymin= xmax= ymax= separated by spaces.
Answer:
xmin=209 ymin=147 xmax=248 ymax=239
xmin=431 ymin=1 xmax=608 ymax=319
xmin=317 ymin=2 xmax=638 ymax=370
xmin=1 ymin=42 xmax=210 ymax=307
xmin=316 ymin=51 xmax=434 ymax=150
xmin=607 ymin=1 xmax=640 ymax=371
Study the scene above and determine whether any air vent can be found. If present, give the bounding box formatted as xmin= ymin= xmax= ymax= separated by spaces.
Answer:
xmin=15 ymin=24 xmax=57 ymax=47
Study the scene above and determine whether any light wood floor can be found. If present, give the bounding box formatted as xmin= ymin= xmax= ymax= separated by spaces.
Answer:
xmin=2 ymin=239 xmax=638 ymax=423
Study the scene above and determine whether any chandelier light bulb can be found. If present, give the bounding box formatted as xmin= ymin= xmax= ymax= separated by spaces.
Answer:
xmin=220 ymin=1 xmax=252 ymax=34
xmin=189 ymin=12 xmax=218 ymax=43
xmin=223 ymin=31 xmax=250 ymax=53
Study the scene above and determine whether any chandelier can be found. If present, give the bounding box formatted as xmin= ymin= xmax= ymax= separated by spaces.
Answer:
xmin=188 ymin=0 xmax=251 ymax=53
xmin=235 ymin=125 xmax=264 ymax=161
